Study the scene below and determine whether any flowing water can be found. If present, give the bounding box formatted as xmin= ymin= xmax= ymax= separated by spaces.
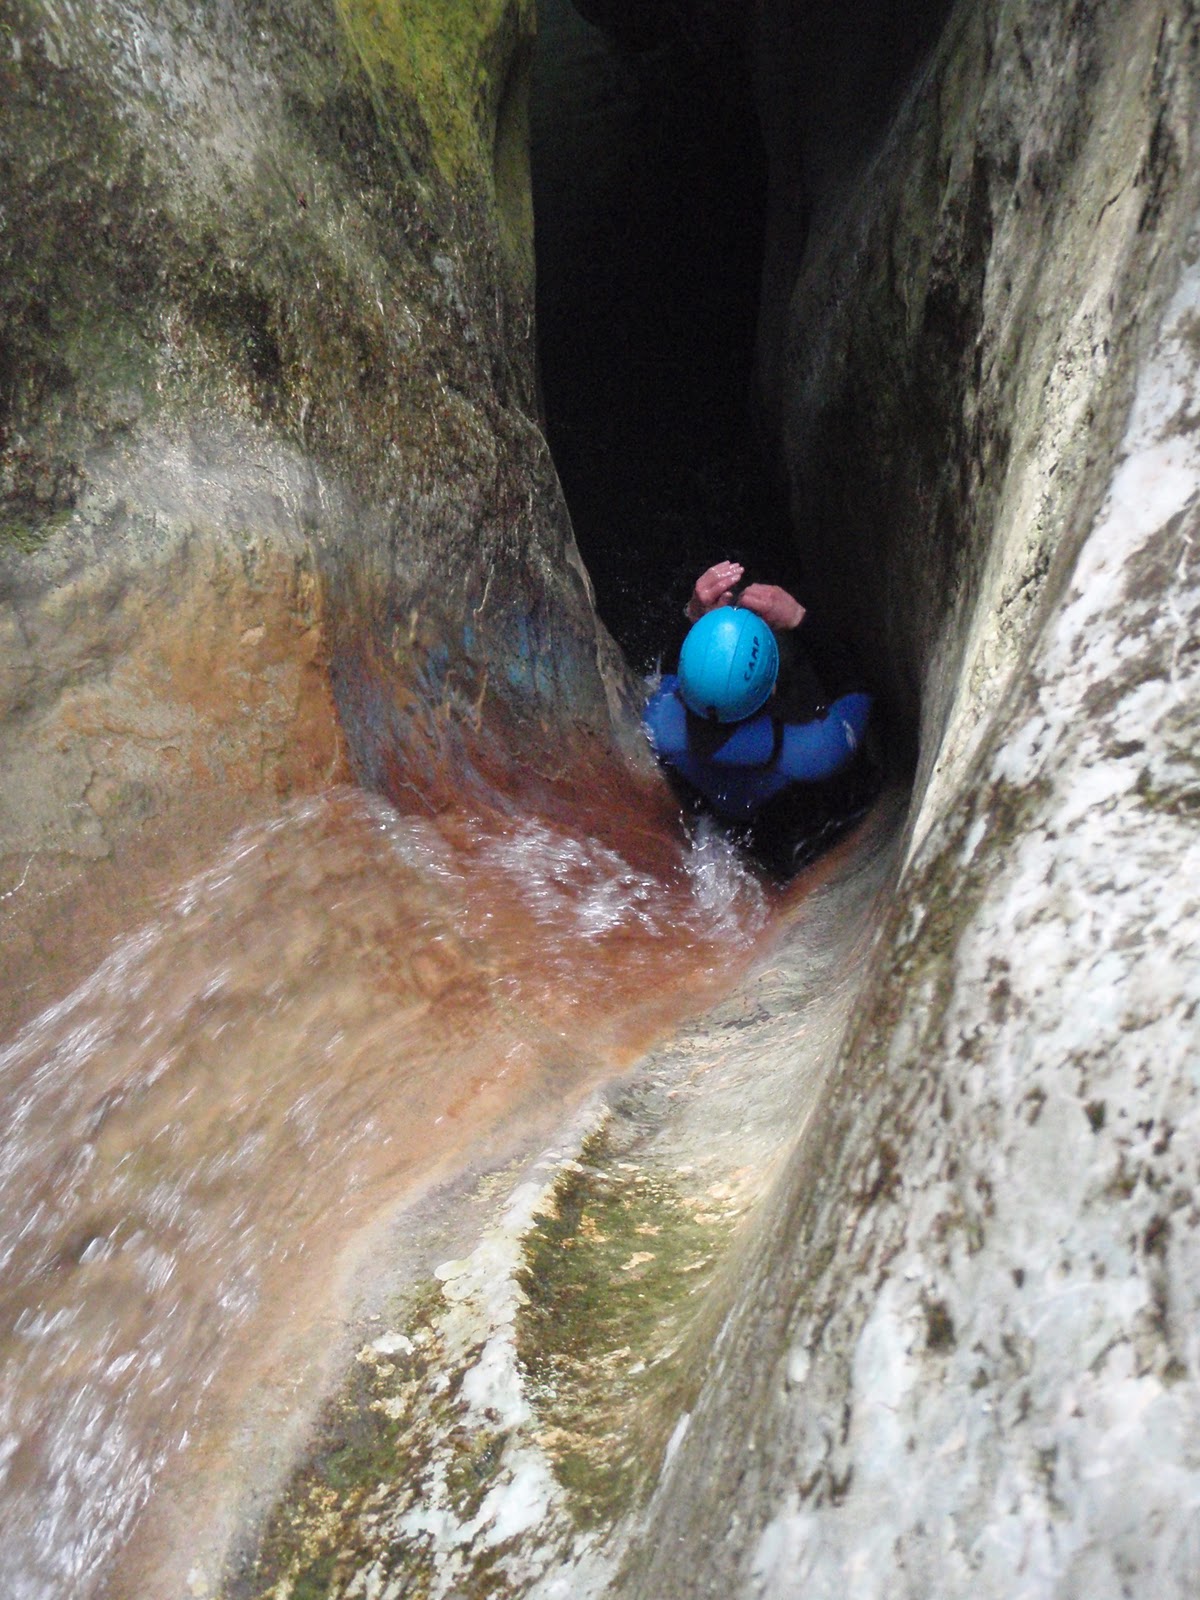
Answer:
xmin=0 ymin=785 xmax=770 ymax=1599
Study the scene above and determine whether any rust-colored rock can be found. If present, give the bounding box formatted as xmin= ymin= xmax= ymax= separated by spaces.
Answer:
xmin=0 ymin=0 xmax=644 ymax=1034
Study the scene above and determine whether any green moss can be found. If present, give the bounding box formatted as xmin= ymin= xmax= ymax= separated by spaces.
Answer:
xmin=226 ymin=1281 xmax=447 ymax=1600
xmin=452 ymin=1538 xmax=523 ymax=1600
xmin=283 ymin=1547 xmax=340 ymax=1600
xmin=333 ymin=0 xmax=532 ymax=187
xmin=515 ymin=1131 xmax=735 ymax=1529
xmin=0 ymin=507 xmax=72 ymax=553
xmin=224 ymin=1128 xmax=746 ymax=1594
xmin=445 ymin=1425 xmax=510 ymax=1521
xmin=489 ymin=33 xmax=534 ymax=283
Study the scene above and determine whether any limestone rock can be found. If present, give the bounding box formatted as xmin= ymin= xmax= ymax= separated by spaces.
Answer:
xmin=196 ymin=4 xmax=1200 ymax=1595
xmin=0 ymin=0 xmax=638 ymax=1034
xmin=615 ymin=2 xmax=1200 ymax=1596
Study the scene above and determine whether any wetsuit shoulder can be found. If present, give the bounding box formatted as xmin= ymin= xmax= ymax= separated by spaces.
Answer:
xmin=642 ymin=678 xmax=689 ymax=758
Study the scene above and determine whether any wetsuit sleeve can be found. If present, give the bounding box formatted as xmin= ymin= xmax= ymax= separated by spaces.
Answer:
xmin=642 ymin=678 xmax=689 ymax=759
xmin=705 ymin=714 xmax=776 ymax=766
xmin=645 ymin=683 xmax=778 ymax=767
xmin=777 ymin=693 xmax=872 ymax=781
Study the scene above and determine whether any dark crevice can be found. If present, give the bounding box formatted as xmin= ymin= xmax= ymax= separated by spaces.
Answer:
xmin=532 ymin=0 xmax=955 ymax=740
xmin=532 ymin=0 xmax=786 ymax=677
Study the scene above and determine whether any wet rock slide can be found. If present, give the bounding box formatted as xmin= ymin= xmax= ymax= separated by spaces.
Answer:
xmin=1 ymin=2 xmax=1198 ymax=1597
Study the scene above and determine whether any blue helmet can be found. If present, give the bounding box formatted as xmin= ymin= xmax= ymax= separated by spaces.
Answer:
xmin=677 ymin=607 xmax=779 ymax=723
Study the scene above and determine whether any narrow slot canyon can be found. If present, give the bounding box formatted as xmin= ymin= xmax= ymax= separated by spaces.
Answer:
xmin=531 ymin=0 xmax=778 ymax=678
xmin=0 ymin=4 xmax=1198 ymax=1599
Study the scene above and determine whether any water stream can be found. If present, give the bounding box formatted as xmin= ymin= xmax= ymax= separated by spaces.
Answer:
xmin=0 ymin=784 xmax=771 ymax=1599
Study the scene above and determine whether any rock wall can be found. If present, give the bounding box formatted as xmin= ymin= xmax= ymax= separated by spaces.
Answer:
xmin=5 ymin=0 xmax=1199 ymax=1593
xmin=761 ymin=0 xmax=1192 ymax=782
xmin=187 ymin=3 xmax=1200 ymax=1594
xmin=0 ymin=0 xmax=637 ymax=1035
xmin=612 ymin=1 xmax=1200 ymax=1595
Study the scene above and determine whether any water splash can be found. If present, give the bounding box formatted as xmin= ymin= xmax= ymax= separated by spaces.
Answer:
xmin=0 ymin=786 xmax=766 ymax=1599
xmin=681 ymin=811 xmax=768 ymax=934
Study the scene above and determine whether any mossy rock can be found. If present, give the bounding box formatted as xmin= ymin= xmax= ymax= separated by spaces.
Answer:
xmin=515 ymin=1131 xmax=736 ymax=1528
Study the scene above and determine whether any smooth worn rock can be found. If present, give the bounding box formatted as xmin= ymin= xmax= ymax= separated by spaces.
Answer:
xmin=5 ymin=0 xmax=1200 ymax=1595
xmin=205 ymin=2 xmax=1200 ymax=1596
xmin=214 ymin=806 xmax=904 ymax=1600
xmin=0 ymin=0 xmax=640 ymax=1034
xmin=257 ymin=1 xmax=1195 ymax=1595
xmin=614 ymin=2 xmax=1200 ymax=1596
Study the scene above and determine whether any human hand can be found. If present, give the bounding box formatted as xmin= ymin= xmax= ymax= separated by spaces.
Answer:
xmin=737 ymin=583 xmax=806 ymax=630
xmin=686 ymin=561 xmax=744 ymax=621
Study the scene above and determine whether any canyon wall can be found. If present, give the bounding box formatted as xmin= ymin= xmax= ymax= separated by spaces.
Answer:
xmin=3 ymin=1 xmax=1198 ymax=1594
xmin=0 ymin=0 xmax=636 ymax=1035
xmin=215 ymin=5 xmax=1200 ymax=1597
xmin=616 ymin=1 xmax=1200 ymax=1594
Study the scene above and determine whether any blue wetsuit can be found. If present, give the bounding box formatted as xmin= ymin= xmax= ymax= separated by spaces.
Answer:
xmin=642 ymin=676 xmax=872 ymax=821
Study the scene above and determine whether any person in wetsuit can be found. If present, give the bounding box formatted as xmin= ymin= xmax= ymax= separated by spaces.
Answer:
xmin=644 ymin=560 xmax=879 ymax=875
xmin=681 ymin=558 xmax=824 ymax=719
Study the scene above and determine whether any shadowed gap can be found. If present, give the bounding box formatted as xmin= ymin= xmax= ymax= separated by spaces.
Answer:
xmin=531 ymin=0 xmax=956 ymax=725
xmin=531 ymin=0 xmax=785 ymax=677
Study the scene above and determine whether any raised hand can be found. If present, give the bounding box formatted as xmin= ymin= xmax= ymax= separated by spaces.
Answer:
xmin=686 ymin=561 xmax=744 ymax=621
xmin=737 ymin=583 xmax=806 ymax=630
